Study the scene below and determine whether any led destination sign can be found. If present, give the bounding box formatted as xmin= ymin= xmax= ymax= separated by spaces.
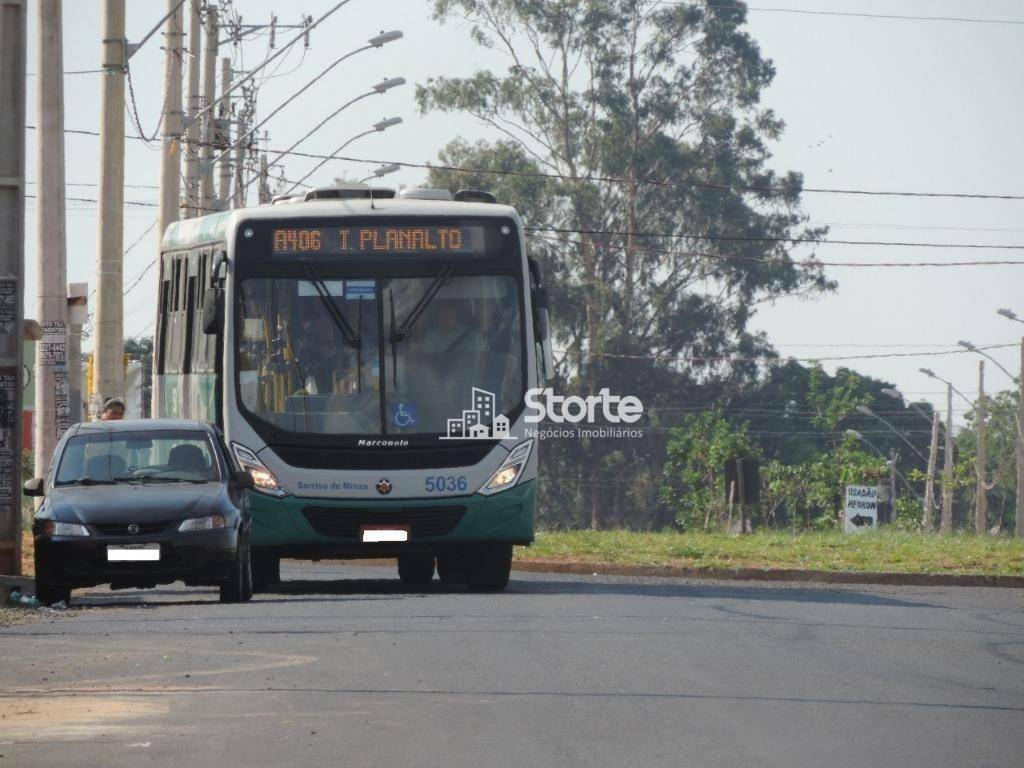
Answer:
xmin=272 ymin=225 xmax=488 ymax=256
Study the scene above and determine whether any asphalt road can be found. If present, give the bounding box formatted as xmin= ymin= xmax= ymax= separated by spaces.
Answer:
xmin=1 ymin=562 xmax=1022 ymax=768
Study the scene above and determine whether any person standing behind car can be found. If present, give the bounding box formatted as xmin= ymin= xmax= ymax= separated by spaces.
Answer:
xmin=101 ymin=398 xmax=125 ymax=421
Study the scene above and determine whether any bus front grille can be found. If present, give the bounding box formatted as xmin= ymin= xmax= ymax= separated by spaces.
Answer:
xmin=301 ymin=505 xmax=467 ymax=540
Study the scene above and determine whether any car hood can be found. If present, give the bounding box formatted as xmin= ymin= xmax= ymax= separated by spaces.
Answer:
xmin=44 ymin=483 xmax=226 ymax=524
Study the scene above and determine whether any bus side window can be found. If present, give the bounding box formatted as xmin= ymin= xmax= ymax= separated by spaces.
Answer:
xmin=182 ymin=252 xmax=197 ymax=374
xmin=156 ymin=256 xmax=172 ymax=376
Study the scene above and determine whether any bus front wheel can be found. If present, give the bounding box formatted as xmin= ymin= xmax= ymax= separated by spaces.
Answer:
xmin=398 ymin=554 xmax=435 ymax=586
xmin=464 ymin=543 xmax=513 ymax=592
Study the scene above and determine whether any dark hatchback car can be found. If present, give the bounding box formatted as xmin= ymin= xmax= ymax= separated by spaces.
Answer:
xmin=26 ymin=419 xmax=255 ymax=605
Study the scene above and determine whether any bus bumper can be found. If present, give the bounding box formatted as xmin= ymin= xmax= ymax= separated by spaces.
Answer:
xmin=248 ymin=480 xmax=536 ymax=551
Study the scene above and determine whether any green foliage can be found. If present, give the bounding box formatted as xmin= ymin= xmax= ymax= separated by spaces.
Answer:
xmin=420 ymin=0 xmax=833 ymax=529
xmin=661 ymin=410 xmax=757 ymax=530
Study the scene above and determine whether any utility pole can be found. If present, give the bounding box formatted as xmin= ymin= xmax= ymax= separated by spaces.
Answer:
xmin=888 ymin=448 xmax=898 ymax=524
xmin=0 ymin=0 xmax=27 ymax=575
xmin=66 ymin=283 xmax=87 ymax=424
xmin=92 ymin=0 xmax=127 ymax=417
xmin=1018 ymin=339 xmax=1024 ymax=537
xmin=34 ymin=0 xmax=70 ymax=482
xmin=258 ymin=153 xmax=271 ymax=204
xmin=199 ymin=2 xmax=218 ymax=214
xmin=941 ymin=383 xmax=954 ymax=534
xmin=976 ymin=360 xmax=987 ymax=534
xmin=154 ymin=0 xmax=184 ymax=416
xmin=232 ymin=90 xmax=251 ymax=208
xmin=183 ymin=0 xmax=202 ymax=218
xmin=922 ymin=411 xmax=939 ymax=532
xmin=217 ymin=56 xmax=231 ymax=206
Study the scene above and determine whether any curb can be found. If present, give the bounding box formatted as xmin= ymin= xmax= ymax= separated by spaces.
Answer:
xmin=510 ymin=560 xmax=1024 ymax=588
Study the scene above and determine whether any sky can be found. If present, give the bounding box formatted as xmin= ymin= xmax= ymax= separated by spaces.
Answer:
xmin=20 ymin=0 xmax=1024 ymax=425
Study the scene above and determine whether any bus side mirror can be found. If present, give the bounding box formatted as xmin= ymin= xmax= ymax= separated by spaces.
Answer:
xmin=202 ymin=287 xmax=223 ymax=334
xmin=23 ymin=478 xmax=45 ymax=497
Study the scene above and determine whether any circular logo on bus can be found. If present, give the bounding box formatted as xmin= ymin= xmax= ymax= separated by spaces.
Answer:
xmin=376 ymin=479 xmax=393 ymax=496
xmin=127 ymin=523 xmax=140 ymax=535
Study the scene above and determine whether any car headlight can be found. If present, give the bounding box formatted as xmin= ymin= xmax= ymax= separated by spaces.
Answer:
xmin=231 ymin=442 xmax=288 ymax=497
xmin=479 ymin=439 xmax=533 ymax=495
xmin=178 ymin=514 xmax=227 ymax=532
xmin=41 ymin=521 xmax=90 ymax=537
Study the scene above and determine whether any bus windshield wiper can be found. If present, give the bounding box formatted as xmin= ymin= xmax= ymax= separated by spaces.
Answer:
xmin=390 ymin=264 xmax=454 ymax=343
xmin=305 ymin=267 xmax=360 ymax=349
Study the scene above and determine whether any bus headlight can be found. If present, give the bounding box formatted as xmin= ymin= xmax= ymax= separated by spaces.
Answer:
xmin=231 ymin=443 xmax=289 ymax=497
xmin=479 ymin=440 xmax=533 ymax=495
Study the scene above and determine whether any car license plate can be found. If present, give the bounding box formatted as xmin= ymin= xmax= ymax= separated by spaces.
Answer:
xmin=107 ymin=544 xmax=161 ymax=562
xmin=360 ymin=526 xmax=409 ymax=543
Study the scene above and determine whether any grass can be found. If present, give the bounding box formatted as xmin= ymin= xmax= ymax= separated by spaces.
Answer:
xmin=516 ymin=529 xmax=1024 ymax=576
xmin=16 ymin=529 xmax=1024 ymax=578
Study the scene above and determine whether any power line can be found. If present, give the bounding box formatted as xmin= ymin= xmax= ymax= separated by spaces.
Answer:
xmin=527 ymin=233 xmax=1024 ymax=268
xmin=554 ymin=342 xmax=1020 ymax=365
xmin=528 ymin=226 xmax=1024 ymax=251
xmin=193 ymin=139 xmax=1024 ymax=201
xmin=27 ymin=125 xmax=1024 ymax=201
xmin=683 ymin=2 xmax=1024 ymax=27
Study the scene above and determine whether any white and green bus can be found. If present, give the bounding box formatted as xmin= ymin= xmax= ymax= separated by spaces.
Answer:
xmin=154 ymin=186 xmax=552 ymax=591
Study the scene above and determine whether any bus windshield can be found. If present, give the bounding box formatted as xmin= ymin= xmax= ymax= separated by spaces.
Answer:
xmin=236 ymin=274 xmax=524 ymax=436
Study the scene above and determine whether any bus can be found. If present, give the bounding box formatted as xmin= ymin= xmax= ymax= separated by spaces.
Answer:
xmin=154 ymin=185 xmax=553 ymax=592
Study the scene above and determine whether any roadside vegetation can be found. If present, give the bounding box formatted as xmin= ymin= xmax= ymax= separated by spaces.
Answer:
xmin=518 ymin=530 xmax=1024 ymax=576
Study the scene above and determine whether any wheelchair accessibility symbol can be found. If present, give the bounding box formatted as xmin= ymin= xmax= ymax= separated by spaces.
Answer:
xmin=392 ymin=402 xmax=418 ymax=428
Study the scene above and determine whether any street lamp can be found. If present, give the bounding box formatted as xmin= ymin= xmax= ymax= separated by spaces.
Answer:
xmin=252 ymin=77 xmax=407 ymax=194
xmin=854 ymin=404 xmax=929 ymax=463
xmin=997 ymin=310 xmax=1024 ymax=538
xmin=202 ymin=32 xmax=405 ymax=175
xmin=282 ymin=117 xmax=404 ymax=195
xmin=919 ymin=367 xmax=973 ymax=407
xmin=881 ymin=387 xmax=933 ymax=425
xmin=957 ymin=339 xmax=1016 ymax=380
xmin=360 ymin=163 xmax=401 ymax=183
xmin=845 ymin=429 xmax=921 ymax=503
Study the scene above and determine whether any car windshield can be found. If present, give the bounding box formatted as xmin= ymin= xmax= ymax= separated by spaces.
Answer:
xmin=237 ymin=274 xmax=524 ymax=435
xmin=55 ymin=430 xmax=221 ymax=486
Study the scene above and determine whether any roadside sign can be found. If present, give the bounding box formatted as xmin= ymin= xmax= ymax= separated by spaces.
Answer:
xmin=844 ymin=485 xmax=878 ymax=532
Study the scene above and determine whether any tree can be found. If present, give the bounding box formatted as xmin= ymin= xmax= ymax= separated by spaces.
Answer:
xmin=661 ymin=410 xmax=757 ymax=530
xmin=421 ymin=0 xmax=833 ymax=527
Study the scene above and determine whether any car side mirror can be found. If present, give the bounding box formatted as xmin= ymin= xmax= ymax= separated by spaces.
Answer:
xmin=23 ymin=478 xmax=45 ymax=497
xmin=230 ymin=471 xmax=254 ymax=491
xmin=202 ymin=287 xmax=223 ymax=335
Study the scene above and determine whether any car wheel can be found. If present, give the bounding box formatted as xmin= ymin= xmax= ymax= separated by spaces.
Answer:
xmin=33 ymin=550 xmax=71 ymax=605
xmin=220 ymin=532 xmax=253 ymax=603
xmin=397 ymin=554 xmax=435 ymax=586
xmin=437 ymin=548 xmax=467 ymax=585
xmin=251 ymin=548 xmax=280 ymax=593
xmin=464 ymin=543 xmax=513 ymax=592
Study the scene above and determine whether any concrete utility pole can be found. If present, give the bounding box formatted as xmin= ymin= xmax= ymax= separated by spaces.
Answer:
xmin=0 ymin=0 xmax=27 ymax=575
xmin=922 ymin=411 xmax=939 ymax=532
xmin=92 ymin=0 xmax=127 ymax=418
xmin=183 ymin=0 xmax=202 ymax=218
xmin=976 ymin=360 xmax=987 ymax=534
xmin=217 ymin=56 xmax=231 ymax=206
xmin=199 ymin=3 xmax=218 ymax=214
xmin=1018 ymin=339 xmax=1024 ymax=537
xmin=66 ymin=283 xmax=88 ymax=424
xmin=941 ymin=383 xmax=954 ymax=533
xmin=258 ymin=153 xmax=271 ymax=204
xmin=34 ymin=0 xmax=70 ymax=480
xmin=888 ymin=448 xmax=898 ymax=524
xmin=154 ymin=0 xmax=184 ymax=416
xmin=232 ymin=97 xmax=249 ymax=208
